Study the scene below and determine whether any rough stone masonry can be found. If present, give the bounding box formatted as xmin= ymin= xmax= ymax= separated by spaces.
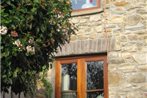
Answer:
xmin=2 ymin=0 xmax=147 ymax=98
xmin=47 ymin=0 xmax=147 ymax=98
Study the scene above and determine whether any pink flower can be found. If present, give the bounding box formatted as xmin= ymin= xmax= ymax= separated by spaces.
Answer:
xmin=11 ymin=31 xmax=18 ymax=37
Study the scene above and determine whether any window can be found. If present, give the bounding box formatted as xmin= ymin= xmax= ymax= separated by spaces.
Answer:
xmin=55 ymin=55 xmax=108 ymax=98
xmin=70 ymin=0 xmax=102 ymax=16
xmin=71 ymin=0 xmax=99 ymax=10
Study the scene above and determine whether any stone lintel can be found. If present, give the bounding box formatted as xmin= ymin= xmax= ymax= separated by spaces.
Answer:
xmin=55 ymin=38 xmax=115 ymax=57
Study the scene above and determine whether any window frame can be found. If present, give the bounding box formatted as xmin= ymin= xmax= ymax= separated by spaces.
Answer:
xmin=55 ymin=55 xmax=108 ymax=98
xmin=71 ymin=0 xmax=103 ymax=16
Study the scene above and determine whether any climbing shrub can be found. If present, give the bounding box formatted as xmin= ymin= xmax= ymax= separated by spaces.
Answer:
xmin=1 ymin=0 xmax=75 ymax=94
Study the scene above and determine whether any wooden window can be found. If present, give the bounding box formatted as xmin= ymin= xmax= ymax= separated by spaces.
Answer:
xmin=71 ymin=0 xmax=102 ymax=16
xmin=55 ymin=55 xmax=108 ymax=98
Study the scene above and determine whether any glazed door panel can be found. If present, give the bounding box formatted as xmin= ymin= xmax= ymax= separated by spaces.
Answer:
xmin=55 ymin=55 xmax=108 ymax=98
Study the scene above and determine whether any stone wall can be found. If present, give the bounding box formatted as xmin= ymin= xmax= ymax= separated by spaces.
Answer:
xmin=106 ymin=0 xmax=147 ymax=98
xmin=47 ymin=0 xmax=147 ymax=98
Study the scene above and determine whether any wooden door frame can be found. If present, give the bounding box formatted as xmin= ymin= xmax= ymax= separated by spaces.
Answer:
xmin=55 ymin=54 xmax=108 ymax=98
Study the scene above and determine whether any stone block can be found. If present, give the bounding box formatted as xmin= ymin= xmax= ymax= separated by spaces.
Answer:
xmin=125 ymin=23 xmax=145 ymax=31
xmin=138 ymin=65 xmax=147 ymax=72
xmin=122 ymin=44 xmax=138 ymax=52
xmin=110 ymin=7 xmax=126 ymax=15
xmin=125 ymin=14 xmax=142 ymax=26
xmin=125 ymin=29 xmax=146 ymax=34
xmin=108 ymin=52 xmax=125 ymax=64
xmin=127 ymin=91 xmax=144 ymax=98
xmin=106 ymin=24 xmax=117 ymax=28
xmin=122 ymin=53 xmax=137 ymax=64
xmin=70 ymin=18 xmax=79 ymax=24
xmin=94 ymin=25 xmax=103 ymax=33
xmin=88 ymin=33 xmax=98 ymax=39
xmin=120 ymin=35 xmax=127 ymax=42
xmin=112 ymin=26 xmax=121 ymax=32
xmin=108 ymin=52 xmax=121 ymax=58
xmin=114 ymin=1 xmax=129 ymax=7
xmin=141 ymin=46 xmax=147 ymax=52
xmin=137 ymin=8 xmax=147 ymax=14
xmin=109 ymin=93 xmax=127 ymax=98
xmin=87 ymin=21 xmax=102 ymax=26
xmin=70 ymin=36 xmax=77 ymax=41
xmin=113 ymin=38 xmax=121 ymax=51
xmin=141 ymin=83 xmax=147 ymax=91
xmin=79 ymin=19 xmax=87 ymax=23
xmin=109 ymin=71 xmax=123 ymax=86
xmin=120 ymin=83 xmax=136 ymax=92
xmin=109 ymin=16 xmax=124 ymax=24
xmin=128 ymin=73 xmax=146 ymax=83
xmin=127 ymin=34 xmax=141 ymax=41
xmin=133 ymin=53 xmax=147 ymax=64
xmin=118 ymin=65 xmax=136 ymax=73
xmin=89 ymin=15 xmax=101 ymax=22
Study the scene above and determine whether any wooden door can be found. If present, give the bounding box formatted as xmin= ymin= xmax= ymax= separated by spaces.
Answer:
xmin=55 ymin=55 xmax=108 ymax=98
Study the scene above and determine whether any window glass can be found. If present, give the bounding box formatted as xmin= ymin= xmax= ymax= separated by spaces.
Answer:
xmin=86 ymin=61 xmax=104 ymax=90
xmin=71 ymin=0 xmax=97 ymax=10
xmin=62 ymin=93 xmax=77 ymax=98
xmin=87 ymin=92 xmax=104 ymax=98
xmin=61 ymin=63 xmax=77 ymax=98
xmin=62 ymin=63 xmax=77 ymax=90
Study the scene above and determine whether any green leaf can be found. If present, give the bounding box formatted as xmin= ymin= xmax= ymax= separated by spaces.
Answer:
xmin=31 ymin=7 xmax=37 ymax=13
xmin=13 ymin=68 xmax=20 ymax=78
xmin=34 ymin=0 xmax=39 ymax=3
xmin=2 ymin=51 xmax=10 ymax=57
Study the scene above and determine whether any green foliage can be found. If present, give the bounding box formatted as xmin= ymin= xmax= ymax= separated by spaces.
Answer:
xmin=1 ymin=0 xmax=75 ymax=94
xmin=41 ymin=70 xmax=53 ymax=98
xmin=41 ymin=77 xmax=53 ymax=98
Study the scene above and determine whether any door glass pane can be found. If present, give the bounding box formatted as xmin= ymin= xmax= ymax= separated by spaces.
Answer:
xmin=61 ymin=63 xmax=77 ymax=91
xmin=87 ymin=61 xmax=104 ymax=90
xmin=62 ymin=92 xmax=77 ymax=98
xmin=87 ymin=92 xmax=104 ymax=98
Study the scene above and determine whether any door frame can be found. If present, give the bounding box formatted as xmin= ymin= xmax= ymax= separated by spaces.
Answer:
xmin=55 ymin=54 xmax=108 ymax=98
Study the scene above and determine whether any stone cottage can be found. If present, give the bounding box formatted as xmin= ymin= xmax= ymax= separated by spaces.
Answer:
xmin=47 ymin=0 xmax=147 ymax=98
xmin=3 ymin=0 xmax=147 ymax=98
